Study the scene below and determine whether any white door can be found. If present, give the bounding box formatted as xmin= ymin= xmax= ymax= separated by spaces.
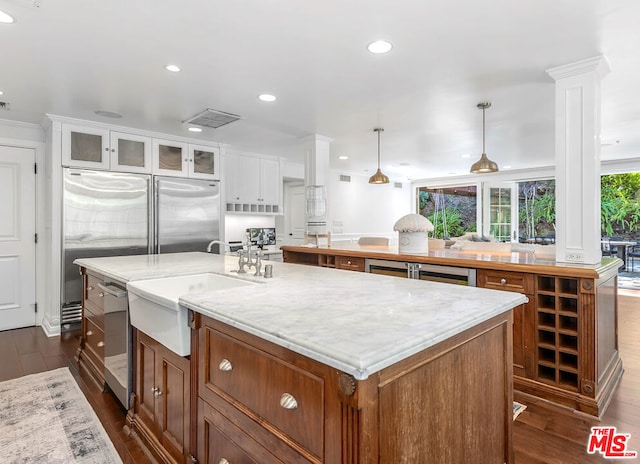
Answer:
xmin=482 ymin=182 xmax=518 ymax=242
xmin=285 ymin=184 xmax=306 ymax=246
xmin=0 ymin=146 xmax=36 ymax=330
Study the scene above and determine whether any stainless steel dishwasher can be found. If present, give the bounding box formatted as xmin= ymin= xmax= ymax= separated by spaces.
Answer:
xmin=99 ymin=281 xmax=132 ymax=409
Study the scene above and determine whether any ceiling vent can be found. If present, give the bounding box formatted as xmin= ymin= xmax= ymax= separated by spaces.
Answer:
xmin=339 ymin=175 xmax=351 ymax=183
xmin=0 ymin=102 xmax=11 ymax=111
xmin=183 ymin=108 xmax=244 ymax=129
xmin=394 ymin=182 xmax=403 ymax=189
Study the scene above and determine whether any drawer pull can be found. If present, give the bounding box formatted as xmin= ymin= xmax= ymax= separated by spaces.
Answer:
xmin=218 ymin=359 xmax=233 ymax=372
xmin=500 ymin=278 xmax=507 ymax=285
xmin=218 ymin=459 xmax=230 ymax=464
xmin=87 ymin=286 xmax=93 ymax=291
xmin=97 ymin=341 xmax=104 ymax=347
xmin=280 ymin=392 xmax=298 ymax=410
xmin=151 ymin=387 xmax=163 ymax=397
xmin=347 ymin=260 xmax=352 ymax=265
xmin=86 ymin=330 xmax=93 ymax=336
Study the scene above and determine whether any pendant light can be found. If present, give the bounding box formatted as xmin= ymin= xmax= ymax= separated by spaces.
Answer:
xmin=369 ymin=128 xmax=390 ymax=184
xmin=470 ymin=102 xmax=499 ymax=174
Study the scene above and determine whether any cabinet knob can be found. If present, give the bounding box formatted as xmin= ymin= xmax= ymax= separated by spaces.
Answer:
xmin=111 ymin=148 xmax=115 ymax=152
xmin=86 ymin=330 xmax=93 ymax=336
xmin=87 ymin=286 xmax=93 ymax=291
xmin=347 ymin=260 xmax=352 ymax=265
xmin=97 ymin=341 xmax=104 ymax=347
xmin=104 ymin=147 xmax=109 ymax=152
xmin=218 ymin=359 xmax=233 ymax=372
xmin=500 ymin=278 xmax=507 ymax=285
xmin=151 ymin=387 xmax=163 ymax=397
xmin=279 ymin=392 xmax=298 ymax=410
xmin=218 ymin=459 xmax=230 ymax=464
xmin=98 ymin=292 xmax=104 ymax=297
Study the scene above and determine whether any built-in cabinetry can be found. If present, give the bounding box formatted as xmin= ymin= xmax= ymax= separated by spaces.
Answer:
xmin=60 ymin=121 xmax=220 ymax=180
xmin=131 ymin=330 xmax=191 ymax=464
xmin=77 ymin=270 xmax=107 ymax=386
xmin=476 ymin=270 xmax=535 ymax=379
xmin=224 ymin=154 xmax=281 ymax=214
xmin=285 ymin=249 xmax=365 ymax=272
xmin=282 ymin=245 xmax=623 ymax=416
xmin=194 ymin=311 xmax=514 ymax=463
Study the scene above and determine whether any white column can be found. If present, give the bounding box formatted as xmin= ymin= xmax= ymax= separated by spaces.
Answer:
xmin=547 ymin=56 xmax=610 ymax=264
xmin=300 ymin=134 xmax=332 ymax=187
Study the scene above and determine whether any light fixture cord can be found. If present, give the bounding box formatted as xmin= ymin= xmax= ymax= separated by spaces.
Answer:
xmin=482 ymin=107 xmax=486 ymax=154
xmin=377 ymin=129 xmax=381 ymax=168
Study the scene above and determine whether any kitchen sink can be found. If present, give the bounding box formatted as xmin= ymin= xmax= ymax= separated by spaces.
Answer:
xmin=127 ymin=273 xmax=256 ymax=356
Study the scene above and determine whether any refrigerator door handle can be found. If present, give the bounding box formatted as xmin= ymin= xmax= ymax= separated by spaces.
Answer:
xmin=153 ymin=178 xmax=159 ymax=253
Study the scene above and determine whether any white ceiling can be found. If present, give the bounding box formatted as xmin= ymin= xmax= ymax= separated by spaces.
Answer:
xmin=1 ymin=0 xmax=639 ymax=181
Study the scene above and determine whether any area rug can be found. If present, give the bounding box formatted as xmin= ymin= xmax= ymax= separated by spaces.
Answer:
xmin=513 ymin=401 xmax=527 ymax=421
xmin=0 ymin=367 xmax=122 ymax=464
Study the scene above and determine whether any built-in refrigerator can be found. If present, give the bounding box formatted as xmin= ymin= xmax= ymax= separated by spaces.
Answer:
xmin=61 ymin=168 xmax=220 ymax=407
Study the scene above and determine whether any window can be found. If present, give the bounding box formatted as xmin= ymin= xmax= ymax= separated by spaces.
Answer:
xmin=417 ymin=186 xmax=477 ymax=239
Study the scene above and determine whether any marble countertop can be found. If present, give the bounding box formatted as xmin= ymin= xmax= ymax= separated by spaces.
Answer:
xmin=75 ymin=252 xmax=527 ymax=380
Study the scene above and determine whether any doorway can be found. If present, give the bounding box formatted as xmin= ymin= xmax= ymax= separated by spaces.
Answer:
xmin=283 ymin=182 xmax=305 ymax=246
xmin=0 ymin=145 xmax=37 ymax=330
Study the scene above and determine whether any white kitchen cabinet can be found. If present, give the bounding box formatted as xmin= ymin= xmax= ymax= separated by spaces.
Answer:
xmin=62 ymin=124 xmax=110 ymax=170
xmin=62 ymin=124 xmax=152 ymax=173
xmin=187 ymin=144 xmax=221 ymax=180
xmin=224 ymin=154 xmax=281 ymax=214
xmin=153 ymin=139 xmax=220 ymax=180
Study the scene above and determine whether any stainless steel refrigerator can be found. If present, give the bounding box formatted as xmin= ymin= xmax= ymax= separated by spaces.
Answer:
xmin=61 ymin=169 xmax=221 ymax=328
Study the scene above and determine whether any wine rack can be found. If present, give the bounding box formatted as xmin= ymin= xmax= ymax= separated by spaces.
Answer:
xmin=535 ymin=276 xmax=580 ymax=391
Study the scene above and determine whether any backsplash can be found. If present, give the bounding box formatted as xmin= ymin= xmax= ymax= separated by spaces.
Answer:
xmin=225 ymin=215 xmax=276 ymax=243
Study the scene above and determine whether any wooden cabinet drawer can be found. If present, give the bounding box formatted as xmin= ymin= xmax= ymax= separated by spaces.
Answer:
xmin=198 ymin=398 xmax=292 ymax=464
xmin=83 ymin=317 xmax=105 ymax=372
xmin=335 ymin=255 xmax=365 ymax=272
xmin=85 ymin=273 xmax=105 ymax=314
xmin=201 ymin=328 xmax=324 ymax=458
xmin=477 ymin=269 xmax=534 ymax=294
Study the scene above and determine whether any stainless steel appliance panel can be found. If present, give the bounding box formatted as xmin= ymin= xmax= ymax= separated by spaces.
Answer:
xmin=154 ymin=176 xmax=220 ymax=253
xmin=99 ymin=281 xmax=131 ymax=409
xmin=62 ymin=169 xmax=150 ymax=328
xmin=365 ymin=258 xmax=477 ymax=286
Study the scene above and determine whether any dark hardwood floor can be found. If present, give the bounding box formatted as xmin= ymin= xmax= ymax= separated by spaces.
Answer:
xmin=1 ymin=291 xmax=638 ymax=463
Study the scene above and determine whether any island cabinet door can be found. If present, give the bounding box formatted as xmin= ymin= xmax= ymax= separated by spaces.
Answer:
xmin=476 ymin=269 xmax=536 ymax=379
xmin=135 ymin=331 xmax=159 ymax=436
xmin=135 ymin=331 xmax=191 ymax=464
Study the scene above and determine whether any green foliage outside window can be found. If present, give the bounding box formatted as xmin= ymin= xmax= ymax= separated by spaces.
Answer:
xmin=601 ymin=173 xmax=640 ymax=236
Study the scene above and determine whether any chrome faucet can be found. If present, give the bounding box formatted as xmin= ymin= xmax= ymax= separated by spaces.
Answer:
xmin=206 ymin=240 xmax=230 ymax=253
xmin=237 ymin=242 xmax=262 ymax=276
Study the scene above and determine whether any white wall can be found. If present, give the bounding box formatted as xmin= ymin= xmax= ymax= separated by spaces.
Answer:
xmin=328 ymin=171 xmax=412 ymax=237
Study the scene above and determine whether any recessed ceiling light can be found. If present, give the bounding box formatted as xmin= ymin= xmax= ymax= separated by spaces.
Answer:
xmin=0 ymin=90 xmax=3 ymax=96
xmin=503 ymin=165 xmax=512 ymax=169
xmin=399 ymin=162 xmax=410 ymax=166
xmin=338 ymin=155 xmax=349 ymax=160
xmin=188 ymin=127 xmax=202 ymax=133
xmin=0 ymin=10 xmax=15 ymax=24
xmin=165 ymin=64 xmax=181 ymax=72
xmin=461 ymin=154 xmax=471 ymax=159
xmin=447 ymin=172 xmax=457 ymax=175
xmin=258 ymin=94 xmax=276 ymax=102
xmin=94 ymin=110 xmax=122 ymax=118
xmin=367 ymin=40 xmax=393 ymax=54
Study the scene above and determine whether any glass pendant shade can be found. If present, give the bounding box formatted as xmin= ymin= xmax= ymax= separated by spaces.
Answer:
xmin=470 ymin=102 xmax=499 ymax=174
xmin=369 ymin=128 xmax=390 ymax=184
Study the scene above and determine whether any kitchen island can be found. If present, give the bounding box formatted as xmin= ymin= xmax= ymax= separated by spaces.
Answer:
xmin=282 ymin=243 xmax=624 ymax=417
xmin=75 ymin=252 xmax=526 ymax=464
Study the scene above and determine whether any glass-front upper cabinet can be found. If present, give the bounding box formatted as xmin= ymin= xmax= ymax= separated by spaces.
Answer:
xmin=62 ymin=125 xmax=110 ymax=169
xmin=62 ymin=125 xmax=152 ymax=173
xmin=188 ymin=144 xmax=220 ymax=180
xmin=110 ymin=132 xmax=152 ymax=173
xmin=153 ymin=138 xmax=189 ymax=176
